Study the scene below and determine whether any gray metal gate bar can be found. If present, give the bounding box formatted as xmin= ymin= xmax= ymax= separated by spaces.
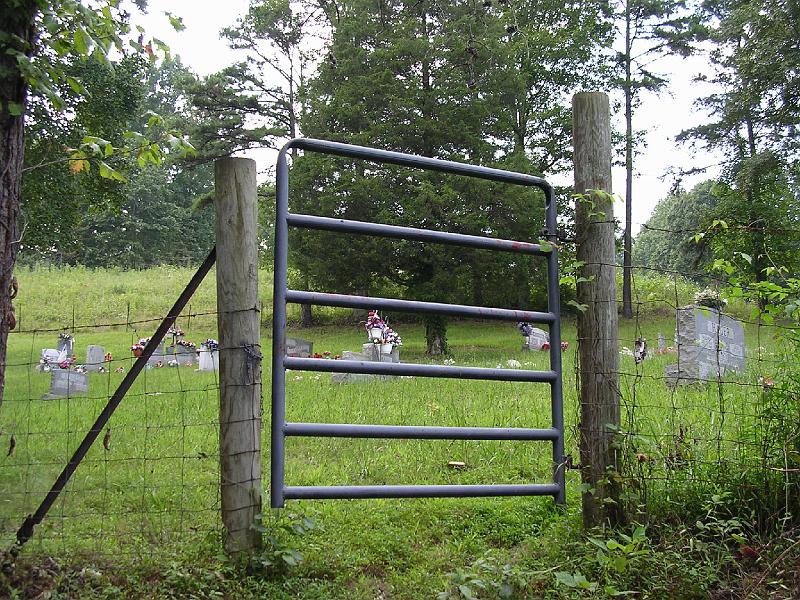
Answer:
xmin=271 ymin=137 xmax=565 ymax=508
xmin=284 ymin=423 xmax=560 ymax=441
xmin=285 ymin=291 xmax=555 ymax=324
xmin=285 ymin=356 xmax=556 ymax=383
xmin=285 ymin=484 xmax=562 ymax=500
xmin=286 ymin=213 xmax=548 ymax=254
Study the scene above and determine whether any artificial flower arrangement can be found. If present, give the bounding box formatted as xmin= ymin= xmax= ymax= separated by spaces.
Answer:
xmin=365 ymin=310 xmax=386 ymax=341
xmin=58 ymin=333 xmax=74 ymax=343
xmin=517 ymin=322 xmax=534 ymax=337
xmin=364 ymin=310 xmax=402 ymax=348
xmin=176 ymin=339 xmax=196 ymax=349
xmin=383 ymin=328 xmax=402 ymax=347
xmin=694 ymin=288 xmax=727 ymax=310
xmin=130 ymin=337 xmax=150 ymax=356
xmin=201 ymin=338 xmax=219 ymax=351
xmin=312 ymin=351 xmax=341 ymax=359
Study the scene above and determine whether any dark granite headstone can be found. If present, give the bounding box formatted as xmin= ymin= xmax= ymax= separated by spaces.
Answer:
xmin=665 ymin=305 xmax=746 ymax=386
xmin=286 ymin=337 xmax=313 ymax=358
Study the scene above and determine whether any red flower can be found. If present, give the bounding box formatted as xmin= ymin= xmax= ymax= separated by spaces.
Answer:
xmin=541 ymin=342 xmax=551 ymax=351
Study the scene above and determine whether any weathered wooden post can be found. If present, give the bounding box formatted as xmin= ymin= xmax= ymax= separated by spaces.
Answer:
xmin=215 ymin=157 xmax=263 ymax=553
xmin=572 ymin=92 xmax=623 ymax=527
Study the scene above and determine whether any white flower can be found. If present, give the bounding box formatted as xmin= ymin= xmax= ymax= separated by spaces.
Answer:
xmin=620 ymin=347 xmax=634 ymax=357
xmin=506 ymin=359 xmax=521 ymax=368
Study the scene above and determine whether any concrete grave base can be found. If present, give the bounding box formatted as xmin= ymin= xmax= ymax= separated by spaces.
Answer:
xmin=330 ymin=343 xmax=400 ymax=384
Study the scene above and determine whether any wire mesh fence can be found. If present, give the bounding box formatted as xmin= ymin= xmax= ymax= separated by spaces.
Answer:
xmin=2 ymin=222 xmax=798 ymax=560
xmin=596 ymin=226 xmax=800 ymax=534
xmin=0 ymin=308 xmax=225 ymax=558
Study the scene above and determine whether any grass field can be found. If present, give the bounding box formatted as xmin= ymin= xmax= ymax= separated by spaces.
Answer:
xmin=0 ymin=266 xmax=792 ymax=598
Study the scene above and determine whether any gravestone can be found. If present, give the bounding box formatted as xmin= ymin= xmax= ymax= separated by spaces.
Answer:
xmin=146 ymin=341 xmax=168 ymax=367
xmin=657 ymin=332 xmax=666 ymax=351
xmin=85 ymin=345 xmax=105 ymax=372
xmin=57 ymin=335 xmax=74 ymax=357
xmin=38 ymin=348 xmax=65 ymax=371
xmin=198 ymin=345 xmax=219 ymax=372
xmin=42 ymin=370 xmax=89 ymax=400
xmin=665 ymin=305 xmax=746 ymax=386
xmin=330 ymin=343 xmax=400 ymax=384
xmin=286 ymin=337 xmax=313 ymax=358
xmin=175 ymin=344 xmax=197 ymax=366
xmin=522 ymin=328 xmax=549 ymax=351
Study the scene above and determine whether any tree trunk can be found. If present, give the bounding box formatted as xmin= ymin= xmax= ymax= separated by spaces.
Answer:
xmin=0 ymin=6 xmax=37 ymax=409
xmin=424 ymin=314 xmax=448 ymax=357
xmin=300 ymin=303 xmax=313 ymax=327
xmin=622 ymin=2 xmax=634 ymax=320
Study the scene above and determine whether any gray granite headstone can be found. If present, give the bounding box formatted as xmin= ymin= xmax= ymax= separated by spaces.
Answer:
xmin=286 ymin=337 xmax=313 ymax=358
xmin=665 ymin=305 xmax=746 ymax=386
xmin=657 ymin=332 xmax=666 ymax=351
xmin=57 ymin=336 xmax=74 ymax=357
xmin=43 ymin=370 xmax=89 ymax=400
xmin=147 ymin=342 xmax=167 ymax=367
xmin=85 ymin=345 xmax=105 ymax=372
xmin=522 ymin=328 xmax=549 ymax=351
xmin=175 ymin=345 xmax=197 ymax=365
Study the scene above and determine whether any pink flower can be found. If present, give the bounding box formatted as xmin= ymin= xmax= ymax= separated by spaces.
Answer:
xmin=541 ymin=342 xmax=551 ymax=351
xmin=560 ymin=341 xmax=569 ymax=351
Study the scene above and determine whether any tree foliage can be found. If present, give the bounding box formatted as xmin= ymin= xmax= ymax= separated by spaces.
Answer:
xmin=610 ymin=0 xmax=701 ymax=318
xmin=633 ymin=179 xmax=717 ymax=276
xmin=678 ymin=0 xmax=800 ymax=288
xmin=290 ymin=0 xmax=609 ymax=353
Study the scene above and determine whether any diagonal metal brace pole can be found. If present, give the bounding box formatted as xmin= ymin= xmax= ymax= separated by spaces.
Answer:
xmin=13 ymin=247 xmax=217 ymax=550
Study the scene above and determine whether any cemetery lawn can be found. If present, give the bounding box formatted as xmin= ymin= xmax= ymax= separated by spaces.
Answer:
xmin=0 ymin=303 xmax=776 ymax=598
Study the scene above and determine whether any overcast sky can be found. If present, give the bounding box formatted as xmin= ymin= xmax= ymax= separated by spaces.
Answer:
xmin=133 ymin=1 xmax=722 ymax=234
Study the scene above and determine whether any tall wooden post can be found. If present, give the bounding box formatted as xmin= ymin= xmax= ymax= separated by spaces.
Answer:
xmin=572 ymin=92 xmax=623 ymax=527
xmin=215 ymin=157 xmax=263 ymax=554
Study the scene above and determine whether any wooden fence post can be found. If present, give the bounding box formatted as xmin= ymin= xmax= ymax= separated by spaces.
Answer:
xmin=572 ymin=92 xmax=623 ymax=528
xmin=214 ymin=157 xmax=263 ymax=554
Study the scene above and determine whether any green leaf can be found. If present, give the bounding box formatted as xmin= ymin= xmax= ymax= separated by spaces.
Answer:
xmin=98 ymin=161 xmax=127 ymax=183
xmin=165 ymin=12 xmax=186 ymax=32
xmin=555 ymin=571 xmax=577 ymax=587
xmin=8 ymin=101 xmax=23 ymax=116
xmin=458 ymin=584 xmax=475 ymax=599
xmin=73 ymin=27 xmax=90 ymax=55
xmin=65 ymin=76 xmax=87 ymax=96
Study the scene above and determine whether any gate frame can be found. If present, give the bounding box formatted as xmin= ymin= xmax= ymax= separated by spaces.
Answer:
xmin=271 ymin=138 xmax=565 ymax=508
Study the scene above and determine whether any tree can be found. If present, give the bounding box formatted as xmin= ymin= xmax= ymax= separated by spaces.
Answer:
xmin=611 ymin=0 xmax=700 ymax=318
xmin=0 ymin=1 xmax=190 ymax=408
xmin=633 ymin=179 xmax=717 ymax=275
xmin=1 ymin=1 xmax=131 ymax=408
xmin=20 ymin=54 xmax=149 ymax=260
xmin=293 ymin=0 xmax=610 ymax=354
xmin=678 ymin=0 xmax=800 ymax=292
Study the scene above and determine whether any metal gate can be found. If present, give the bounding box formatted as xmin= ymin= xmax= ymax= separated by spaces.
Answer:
xmin=271 ymin=138 xmax=565 ymax=508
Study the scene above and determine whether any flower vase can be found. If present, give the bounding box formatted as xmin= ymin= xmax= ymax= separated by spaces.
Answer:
xmin=379 ymin=342 xmax=393 ymax=355
xmin=369 ymin=327 xmax=383 ymax=341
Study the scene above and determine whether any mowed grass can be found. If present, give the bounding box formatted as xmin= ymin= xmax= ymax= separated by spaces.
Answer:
xmin=0 ymin=266 xmax=779 ymax=597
